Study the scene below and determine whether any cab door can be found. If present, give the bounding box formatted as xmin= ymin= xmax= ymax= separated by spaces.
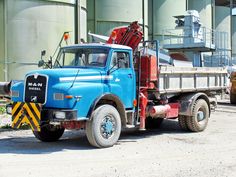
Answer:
xmin=108 ymin=50 xmax=136 ymax=108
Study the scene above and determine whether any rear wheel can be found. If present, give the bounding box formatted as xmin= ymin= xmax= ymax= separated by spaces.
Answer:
xmin=186 ymin=99 xmax=209 ymax=132
xmin=230 ymin=91 xmax=236 ymax=104
xmin=178 ymin=115 xmax=189 ymax=131
xmin=33 ymin=124 xmax=65 ymax=142
xmin=145 ymin=117 xmax=164 ymax=129
xmin=86 ymin=104 xmax=121 ymax=148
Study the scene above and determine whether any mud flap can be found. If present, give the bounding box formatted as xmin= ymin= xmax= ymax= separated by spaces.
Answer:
xmin=12 ymin=102 xmax=41 ymax=131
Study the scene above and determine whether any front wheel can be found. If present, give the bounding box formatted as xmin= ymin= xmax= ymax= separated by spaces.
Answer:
xmin=86 ymin=104 xmax=121 ymax=148
xmin=186 ymin=99 xmax=209 ymax=132
xmin=33 ymin=124 xmax=65 ymax=142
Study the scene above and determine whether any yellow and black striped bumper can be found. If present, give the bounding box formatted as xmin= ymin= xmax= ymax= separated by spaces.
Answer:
xmin=12 ymin=102 xmax=41 ymax=131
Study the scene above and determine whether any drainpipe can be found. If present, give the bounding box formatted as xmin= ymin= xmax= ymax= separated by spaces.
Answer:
xmin=186 ymin=0 xmax=188 ymax=11
xmin=75 ymin=0 xmax=79 ymax=44
xmin=94 ymin=0 xmax=97 ymax=33
xmin=152 ymin=0 xmax=154 ymax=40
xmin=230 ymin=0 xmax=233 ymax=65
xmin=142 ymin=0 xmax=145 ymax=40
xmin=4 ymin=0 xmax=8 ymax=81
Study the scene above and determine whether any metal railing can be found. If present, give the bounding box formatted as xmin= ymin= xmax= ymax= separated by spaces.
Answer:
xmin=162 ymin=26 xmax=216 ymax=48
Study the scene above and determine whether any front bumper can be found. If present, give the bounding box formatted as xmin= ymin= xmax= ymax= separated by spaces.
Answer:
xmin=8 ymin=102 xmax=77 ymax=131
xmin=42 ymin=108 xmax=77 ymax=122
xmin=11 ymin=102 xmax=42 ymax=131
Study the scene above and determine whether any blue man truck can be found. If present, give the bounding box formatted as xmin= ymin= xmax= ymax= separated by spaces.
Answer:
xmin=6 ymin=22 xmax=227 ymax=148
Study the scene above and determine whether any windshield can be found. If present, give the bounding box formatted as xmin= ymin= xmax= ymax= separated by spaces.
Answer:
xmin=54 ymin=47 xmax=109 ymax=68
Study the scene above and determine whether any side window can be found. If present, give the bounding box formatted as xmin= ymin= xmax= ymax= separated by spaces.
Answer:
xmin=110 ymin=52 xmax=130 ymax=69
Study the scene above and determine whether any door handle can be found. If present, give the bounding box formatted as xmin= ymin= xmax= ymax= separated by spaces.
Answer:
xmin=128 ymin=74 xmax=133 ymax=78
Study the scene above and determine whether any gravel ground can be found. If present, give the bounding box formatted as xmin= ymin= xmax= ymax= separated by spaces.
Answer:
xmin=0 ymin=114 xmax=11 ymax=127
xmin=0 ymin=99 xmax=236 ymax=177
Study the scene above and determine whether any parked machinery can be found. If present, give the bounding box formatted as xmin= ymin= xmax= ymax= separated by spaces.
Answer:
xmin=230 ymin=72 xmax=236 ymax=104
xmin=6 ymin=21 xmax=227 ymax=148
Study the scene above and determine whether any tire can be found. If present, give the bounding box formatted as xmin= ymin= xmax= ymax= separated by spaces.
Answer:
xmin=33 ymin=124 xmax=65 ymax=142
xmin=178 ymin=116 xmax=189 ymax=131
xmin=145 ymin=117 xmax=164 ymax=129
xmin=186 ymin=99 xmax=209 ymax=132
xmin=230 ymin=91 xmax=236 ymax=104
xmin=86 ymin=104 xmax=121 ymax=148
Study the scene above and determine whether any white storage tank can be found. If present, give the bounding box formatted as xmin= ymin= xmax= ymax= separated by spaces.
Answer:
xmin=148 ymin=0 xmax=186 ymax=41
xmin=187 ymin=0 xmax=213 ymax=30
xmin=0 ymin=0 xmax=87 ymax=81
xmin=215 ymin=5 xmax=231 ymax=52
xmin=87 ymin=0 xmax=148 ymax=40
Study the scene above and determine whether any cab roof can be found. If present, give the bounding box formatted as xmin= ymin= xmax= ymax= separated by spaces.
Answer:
xmin=61 ymin=43 xmax=132 ymax=50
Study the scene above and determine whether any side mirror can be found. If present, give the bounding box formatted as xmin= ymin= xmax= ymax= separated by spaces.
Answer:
xmin=38 ymin=60 xmax=45 ymax=67
xmin=41 ymin=50 xmax=46 ymax=59
xmin=48 ymin=57 xmax=52 ymax=68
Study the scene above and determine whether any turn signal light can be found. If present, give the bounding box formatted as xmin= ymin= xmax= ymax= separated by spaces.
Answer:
xmin=64 ymin=32 xmax=70 ymax=41
xmin=133 ymin=99 xmax=137 ymax=107
xmin=65 ymin=95 xmax=73 ymax=99
xmin=111 ymin=30 xmax=117 ymax=41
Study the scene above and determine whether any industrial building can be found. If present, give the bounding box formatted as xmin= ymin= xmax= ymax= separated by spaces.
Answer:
xmin=0 ymin=0 xmax=235 ymax=81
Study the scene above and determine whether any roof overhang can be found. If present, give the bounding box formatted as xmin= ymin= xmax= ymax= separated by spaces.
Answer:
xmin=215 ymin=0 xmax=236 ymax=7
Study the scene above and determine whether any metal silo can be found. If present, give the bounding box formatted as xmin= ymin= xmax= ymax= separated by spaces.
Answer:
xmin=0 ymin=0 xmax=87 ymax=81
xmin=233 ymin=15 xmax=236 ymax=59
xmin=148 ymin=0 xmax=186 ymax=41
xmin=187 ymin=0 xmax=213 ymax=30
xmin=87 ymin=0 xmax=148 ymax=40
xmin=215 ymin=5 xmax=231 ymax=63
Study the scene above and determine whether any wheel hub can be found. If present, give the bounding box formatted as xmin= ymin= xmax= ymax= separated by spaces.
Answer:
xmin=197 ymin=111 xmax=205 ymax=121
xmin=101 ymin=115 xmax=115 ymax=139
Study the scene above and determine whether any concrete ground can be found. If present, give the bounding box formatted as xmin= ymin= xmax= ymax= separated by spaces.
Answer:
xmin=0 ymin=99 xmax=236 ymax=177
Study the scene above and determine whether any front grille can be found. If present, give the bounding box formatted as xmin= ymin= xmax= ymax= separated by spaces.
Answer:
xmin=24 ymin=74 xmax=47 ymax=104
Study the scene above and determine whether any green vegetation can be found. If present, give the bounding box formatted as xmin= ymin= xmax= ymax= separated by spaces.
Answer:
xmin=0 ymin=106 xmax=6 ymax=114
xmin=0 ymin=124 xmax=11 ymax=129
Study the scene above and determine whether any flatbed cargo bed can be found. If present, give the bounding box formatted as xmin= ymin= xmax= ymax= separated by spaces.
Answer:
xmin=158 ymin=66 xmax=227 ymax=94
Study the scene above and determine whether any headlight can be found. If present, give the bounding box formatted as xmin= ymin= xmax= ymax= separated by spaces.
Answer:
xmin=53 ymin=93 xmax=64 ymax=100
xmin=54 ymin=111 xmax=66 ymax=119
xmin=6 ymin=104 xmax=12 ymax=114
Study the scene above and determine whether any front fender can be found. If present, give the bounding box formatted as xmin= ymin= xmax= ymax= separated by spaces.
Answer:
xmin=88 ymin=93 xmax=127 ymax=126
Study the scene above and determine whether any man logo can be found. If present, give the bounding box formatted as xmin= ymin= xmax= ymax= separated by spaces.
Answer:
xmin=31 ymin=96 xmax=37 ymax=102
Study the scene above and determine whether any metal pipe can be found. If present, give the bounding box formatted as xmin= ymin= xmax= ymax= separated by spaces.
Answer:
xmin=147 ymin=105 xmax=171 ymax=118
xmin=142 ymin=0 xmax=145 ymax=40
xmin=74 ymin=0 xmax=79 ymax=44
xmin=230 ymin=0 xmax=233 ymax=65
xmin=79 ymin=0 xmax=81 ymax=42
xmin=4 ymin=0 xmax=8 ymax=81
xmin=94 ymin=0 xmax=97 ymax=33
xmin=152 ymin=0 xmax=154 ymax=40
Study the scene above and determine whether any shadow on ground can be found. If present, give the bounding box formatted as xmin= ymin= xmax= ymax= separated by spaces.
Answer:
xmin=0 ymin=119 xmax=188 ymax=154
